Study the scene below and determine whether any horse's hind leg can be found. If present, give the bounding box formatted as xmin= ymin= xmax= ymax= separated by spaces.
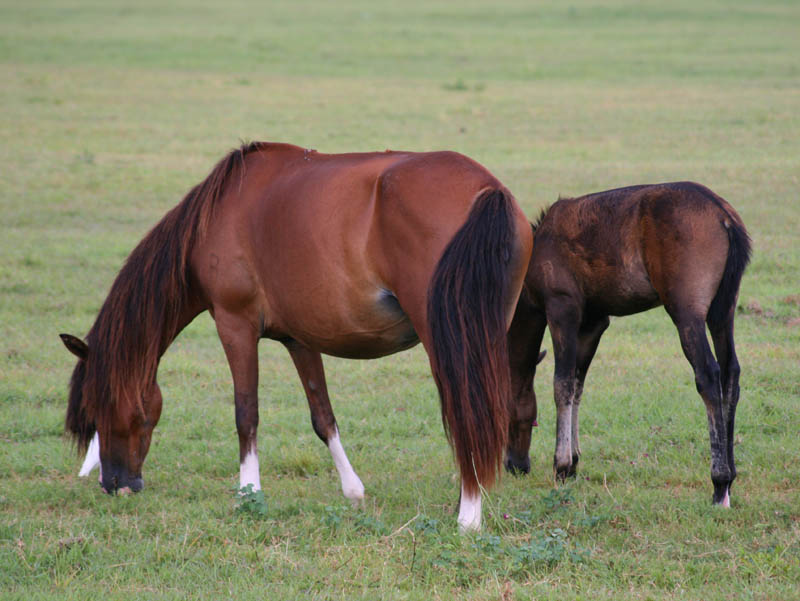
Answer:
xmin=570 ymin=315 xmax=610 ymax=474
xmin=216 ymin=313 xmax=262 ymax=492
xmin=709 ymin=315 xmax=740 ymax=507
xmin=285 ymin=343 xmax=365 ymax=504
xmin=670 ymin=311 xmax=730 ymax=505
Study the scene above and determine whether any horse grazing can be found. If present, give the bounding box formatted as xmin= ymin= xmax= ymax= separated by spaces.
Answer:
xmin=504 ymin=182 xmax=751 ymax=506
xmin=60 ymin=142 xmax=533 ymax=531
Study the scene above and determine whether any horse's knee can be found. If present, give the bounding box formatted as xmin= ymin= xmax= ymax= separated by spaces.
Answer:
xmin=695 ymin=362 xmax=721 ymax=401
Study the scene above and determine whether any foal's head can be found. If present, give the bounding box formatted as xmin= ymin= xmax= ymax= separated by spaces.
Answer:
xmin=61 ymin=333 xmax=162 ymax=494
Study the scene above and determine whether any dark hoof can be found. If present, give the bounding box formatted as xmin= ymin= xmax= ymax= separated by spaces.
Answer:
xmin=554 ymin=465 xmax=577 ymax=482
xmin=712 ymin=481 xmax=731 ymax=507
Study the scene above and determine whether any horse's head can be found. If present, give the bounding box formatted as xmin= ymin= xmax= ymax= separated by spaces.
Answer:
xmin=505 ymin=349 xmax=546 ymax=475
xmin=61 ymin=333 xmax=162 ymax=494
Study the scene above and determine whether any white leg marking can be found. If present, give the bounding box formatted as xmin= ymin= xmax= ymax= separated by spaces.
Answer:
xmin=78 ymin=432 xmax=100 ymax=477
xmin=328 ymin=429 xmax=364 ymax=501
xmin=239 ymin=449 xmax=261 ymax=491
xmin=458 ymin=483 xmax=482 ymax=533
xmin=721 ymin=488 xmax=731 ymax=508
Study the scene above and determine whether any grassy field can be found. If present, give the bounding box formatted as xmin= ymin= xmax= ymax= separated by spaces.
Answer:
xmin=1 ymin=1 xmax=799 ymax=599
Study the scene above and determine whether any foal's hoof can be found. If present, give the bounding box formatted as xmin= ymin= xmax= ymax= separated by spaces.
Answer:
xmin=712 ymin=483 xmax=732 ymax=508
xmin=554 ymin=453 xmax=581 ymax=481
xmin=554 ymin=464 xmax=577 ymax=482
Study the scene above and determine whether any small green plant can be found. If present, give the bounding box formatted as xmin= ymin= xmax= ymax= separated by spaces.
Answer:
xmin=472 ymin=533 xmax=502 ymax=556
xmin=323 ymin=505 xmax=345 ymax=529
xmin=413 ymin=515 xmax=440 ymax=534
xmin=354 ymin=513 xmax=388 ymax=535
xmin=542 ymin=487 xmax=574 ymax=511
xmin=509 ymin=528 xmax=589 ymax=568
xmin=234 ymin=484 xmax=269 ymax=518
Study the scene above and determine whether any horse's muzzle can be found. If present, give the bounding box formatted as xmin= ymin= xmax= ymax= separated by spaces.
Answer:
xmin=101 ymin=469 xmax=144 ymax=495
xmin=504 ymin=451 xmax=531 ymax=475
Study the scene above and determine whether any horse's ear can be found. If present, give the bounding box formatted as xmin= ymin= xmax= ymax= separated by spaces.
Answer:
xmin=60 ymin=333 xmax=88 ymax=361
xmin=537 ymin=350 xmax=547 ymax=365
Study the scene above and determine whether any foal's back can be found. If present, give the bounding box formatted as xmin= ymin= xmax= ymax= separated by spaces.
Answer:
xmin=529 ymin=182 xmax=743 ymax=317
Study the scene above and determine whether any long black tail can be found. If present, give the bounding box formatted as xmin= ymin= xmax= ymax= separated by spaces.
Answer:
xmin=708 ymin=215 xmax=752 ymax=327
xmin=427 ymin=188 xmax=520 ymax=496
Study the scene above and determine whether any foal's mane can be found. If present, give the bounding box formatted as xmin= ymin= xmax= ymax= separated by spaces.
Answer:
xmin=530 ymin=205 xmax=550 ymax=234
xmin=66 ymin=141 xmax=267 ymax=449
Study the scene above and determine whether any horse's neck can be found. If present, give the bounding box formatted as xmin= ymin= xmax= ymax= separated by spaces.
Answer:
xmin=158 ymin=297 xmax=206 ymax=360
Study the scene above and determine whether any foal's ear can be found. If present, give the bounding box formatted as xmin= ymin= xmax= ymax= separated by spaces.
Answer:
xmin=537 ymin=350 xmax=547 ymax=365
xmin=60 ymin=333 xmax=89 ymax=361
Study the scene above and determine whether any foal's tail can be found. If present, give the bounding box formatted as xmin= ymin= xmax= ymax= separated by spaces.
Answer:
xmin=707 ymin=204 xmax=752 ymax=327
xmin=427 ymin=188 xmax=524 ymax=496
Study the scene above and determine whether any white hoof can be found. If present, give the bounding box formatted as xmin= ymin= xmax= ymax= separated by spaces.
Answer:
xmin=239 ymin=450 xmax=262 ymax=492
xmin=328 ymin=429 xmax=365 ymax=504
xmin=457 ymin=485 xmax=482 ymax=533
xmin=342 ymin=474 xmax=365 ymax=502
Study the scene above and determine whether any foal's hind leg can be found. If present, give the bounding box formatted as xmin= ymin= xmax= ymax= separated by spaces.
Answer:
xmin=670 ymin=311 xmax=730 ymax=505
xmin=570 ymin=315 xmax=610 ymax=474
xmin=285 ymin=343 xmax=365 ymax=504
xmin=709 ymin=315 xmax=740 ymax=507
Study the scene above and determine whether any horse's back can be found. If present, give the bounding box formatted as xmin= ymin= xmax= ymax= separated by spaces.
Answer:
xmin=193 ymin=145 xmax=512 ymax=358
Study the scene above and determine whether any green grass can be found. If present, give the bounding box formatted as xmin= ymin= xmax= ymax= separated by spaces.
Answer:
xmin=1 ymin=0 xmax=799 ymax=599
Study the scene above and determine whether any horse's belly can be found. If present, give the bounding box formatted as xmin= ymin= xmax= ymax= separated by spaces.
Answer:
xmin=313 ymin=319 xmax=420 ymax=359
xmin=271 ymin=289 xmax=420 ymax=359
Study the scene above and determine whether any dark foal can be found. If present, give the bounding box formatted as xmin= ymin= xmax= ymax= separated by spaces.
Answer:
xmin=505 ymin=182 xmax=751 ymax=506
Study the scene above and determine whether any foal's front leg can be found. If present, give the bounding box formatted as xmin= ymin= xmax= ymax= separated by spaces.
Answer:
xmin=285 ymin=343 xmax=365 ymax=504
xmin=570 ymin=315 xmax=610 ymax=473
xmin=216 ymin=314 xmax=262 ymax=492
xmin=546 ymin=302 xmax=581 ymax=481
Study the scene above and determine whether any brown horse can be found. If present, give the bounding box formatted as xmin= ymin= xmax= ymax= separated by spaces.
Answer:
xmin=504 ymin=182 xmax=751 ymax=506
xmin=60 ymin=141 xmax=533 ymax=531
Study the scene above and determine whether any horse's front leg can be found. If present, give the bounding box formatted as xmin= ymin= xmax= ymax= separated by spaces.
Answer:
xmin=546 ymin=301 xmax=581 ymax=481
xmin=216 ymin=313 xmax=261 ymax=492
xmin=285 ymin=343 xmax=364 ymax=504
